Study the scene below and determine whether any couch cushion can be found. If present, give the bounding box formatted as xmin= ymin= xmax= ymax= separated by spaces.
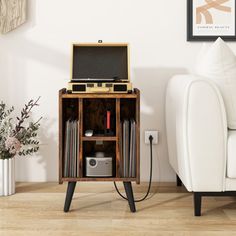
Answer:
xmin=227 ymin=131 xmax=236 ymax=178
xmin=195 ymin=38 xmax=236 ymax=129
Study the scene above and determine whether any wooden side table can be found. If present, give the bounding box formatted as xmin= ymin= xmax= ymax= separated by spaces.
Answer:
xmin=59 ymin=89 xmax=140 ymax=212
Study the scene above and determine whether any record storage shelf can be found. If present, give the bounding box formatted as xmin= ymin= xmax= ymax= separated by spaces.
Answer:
xmin=58 ymin=88 xmax=140 ymax=184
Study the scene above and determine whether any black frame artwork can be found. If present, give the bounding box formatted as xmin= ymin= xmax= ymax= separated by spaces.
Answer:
xmin=187 ymin=0 xmax=236 ymax=41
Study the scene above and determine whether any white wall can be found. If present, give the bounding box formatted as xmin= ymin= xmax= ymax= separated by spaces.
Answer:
xmin=1 ymin=0 xmax=235 ymax=182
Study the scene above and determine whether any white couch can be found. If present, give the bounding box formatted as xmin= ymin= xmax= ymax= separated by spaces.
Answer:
xmin=166 ymin=74 xmax=236 ymax=216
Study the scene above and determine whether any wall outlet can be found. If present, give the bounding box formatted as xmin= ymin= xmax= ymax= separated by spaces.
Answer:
xmin=145 ymin=130 xmax=158 ymax=144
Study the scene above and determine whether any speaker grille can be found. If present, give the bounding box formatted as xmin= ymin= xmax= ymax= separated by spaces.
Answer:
xmin=87 ymin=83 xmax=94 ymax=88
xmin=106 ymin=83 xmax=113 ymax=88
xmin=114 ymin=84 xmax=127 ymax=92
xmin=73 ymin=84 xmax=86 ymax=92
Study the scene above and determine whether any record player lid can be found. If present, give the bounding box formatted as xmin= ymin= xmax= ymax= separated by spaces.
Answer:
xmin=71 ymin=43 xmax=130 ymax=82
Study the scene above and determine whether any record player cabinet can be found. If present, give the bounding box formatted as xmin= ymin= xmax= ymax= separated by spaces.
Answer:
xmin=59 ymin=88 xmax=140 ymax=212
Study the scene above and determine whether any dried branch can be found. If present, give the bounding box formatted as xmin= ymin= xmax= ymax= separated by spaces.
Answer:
xmin=13 ymin=97 xmax=41 ymax=135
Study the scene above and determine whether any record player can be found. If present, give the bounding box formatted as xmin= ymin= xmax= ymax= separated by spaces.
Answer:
xmin=67 ymin=42 xmax=132 ymax=93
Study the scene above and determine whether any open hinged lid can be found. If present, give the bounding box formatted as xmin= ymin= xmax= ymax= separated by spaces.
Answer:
xmin=71 ymin=43 xmax=130 ymax=82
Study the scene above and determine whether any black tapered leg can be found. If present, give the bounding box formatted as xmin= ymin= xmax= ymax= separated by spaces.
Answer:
xmin=64 ymin=182 xmax=76 ymax=212
xmin=123 ymin=182 xmax=136 ymax=212
xmin=176 ymin=175 xmax=182 ymax=187
xmin=194 ymin=192 xmax=202 ymax=216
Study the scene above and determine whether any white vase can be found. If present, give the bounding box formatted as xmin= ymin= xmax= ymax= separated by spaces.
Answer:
xmin=0 ymin=158 xmax=15 ymax=196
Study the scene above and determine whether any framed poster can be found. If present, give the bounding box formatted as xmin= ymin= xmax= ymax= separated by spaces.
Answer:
xmin=187 ymin=0 xmax=236 ymax=41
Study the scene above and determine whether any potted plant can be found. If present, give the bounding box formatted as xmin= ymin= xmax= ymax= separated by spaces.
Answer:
xmin=0 ymin=98 xmax=41 ymax=196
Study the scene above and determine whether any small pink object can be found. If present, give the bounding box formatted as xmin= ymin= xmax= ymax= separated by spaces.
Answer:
xmin=5 ymin=137 xmax=21 ymax=155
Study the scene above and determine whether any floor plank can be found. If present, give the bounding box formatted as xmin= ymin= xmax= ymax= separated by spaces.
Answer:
xmin=1 ymin=182 xmax=236 ymax=235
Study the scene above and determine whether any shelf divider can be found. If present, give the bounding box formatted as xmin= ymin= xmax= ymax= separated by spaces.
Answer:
xmin=79 ymin=98 xmax=83 ymax=178
xmin=62 ymin=177 xmax=137 ymax=182
xmin=116 ymin=98 xmax=121 ymax=178
xmin=82 ymin=136 xmax=117 ymax=141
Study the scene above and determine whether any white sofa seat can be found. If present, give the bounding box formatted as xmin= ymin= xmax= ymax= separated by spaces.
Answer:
xmin=166 ymin=74 xmax=236 ymax=216
xmin=227 ymin=131 xmax=236 ymax=178
xmin=166 ymin=74 xmax=227 ymax=192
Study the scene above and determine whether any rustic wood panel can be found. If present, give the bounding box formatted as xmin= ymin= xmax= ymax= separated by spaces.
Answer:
xmin=62 ymin=177 xmax=137 ymax=182
xmin=79 ymin=98 xmax=83 ymax=178
xmin=120 ymin=98 xmax=136 ymax=121
xmin=82 ymin=136 xmax=117 ymax=141
xmin=83 ymin=141 xmax=116 ymax=158
xmin=61 ymin=89 xmax=138 ymax=99
xmin=135 ymin=88 xmax=141 ymax=184
xmin=0 ymin=0 xmax=27 ymax=34
xmin=116 ymin=98 xmax=121 ymax=178
xmin=83 ymin=98 xmax=116 ymax=135
xmin=58 ymin=90 xmax=63 ymax=184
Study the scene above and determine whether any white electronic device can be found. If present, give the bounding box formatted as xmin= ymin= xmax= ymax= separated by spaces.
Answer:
xmin=85 ymin=154 xmax=113 ymax=177
xmin=85 ymin=130 xmax=93 ymax=137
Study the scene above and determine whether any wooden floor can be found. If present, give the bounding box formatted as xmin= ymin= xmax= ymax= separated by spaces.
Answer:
xmin=1 ymin=182 xmax=236 ymax=236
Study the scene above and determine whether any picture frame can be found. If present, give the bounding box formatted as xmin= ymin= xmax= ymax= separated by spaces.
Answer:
xmin=187 ymin=0 xmax=236 ymax=41
xmin=0 ymin=0 xmax=27 ymax=34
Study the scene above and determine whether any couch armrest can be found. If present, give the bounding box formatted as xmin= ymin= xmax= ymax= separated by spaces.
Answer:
xmin=166 ymin=75 xmax=227 ymax=192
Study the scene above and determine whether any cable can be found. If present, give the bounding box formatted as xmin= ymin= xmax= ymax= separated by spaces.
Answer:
xmin=114 ymin=135 xmax=153 ymax=202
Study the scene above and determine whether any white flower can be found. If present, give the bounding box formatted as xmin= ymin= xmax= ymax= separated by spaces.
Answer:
xmin=5 ymin=137 xmax=21 ymax=155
